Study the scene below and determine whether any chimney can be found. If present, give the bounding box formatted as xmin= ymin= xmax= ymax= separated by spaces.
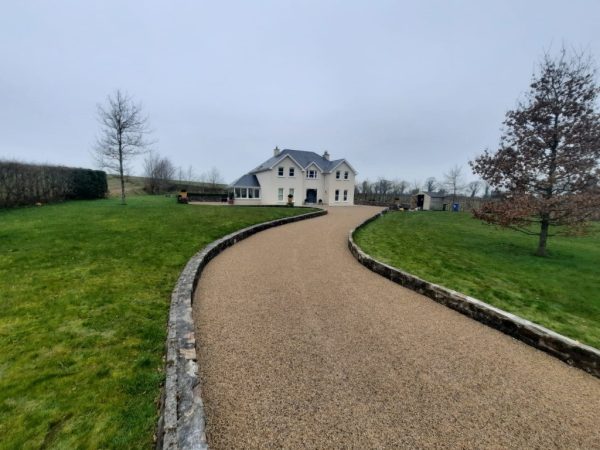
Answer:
xmin=323 ymin=150 xmax=330 ymax=161
xmin=273 ymin=146 xmax=280 ymax=157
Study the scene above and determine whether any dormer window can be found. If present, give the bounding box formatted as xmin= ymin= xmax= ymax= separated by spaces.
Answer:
xmin=289 ymin=167 xmax=295 ymax=177
xmin=278 ymin=167 xmax=284 ymax=177
xmin=336 ymin=171 xmax=341 ymax=179
xmin=307 ymin=170 xmax=317 ymax=179
xmin=344 ymin=171 xmax=349 ymax=180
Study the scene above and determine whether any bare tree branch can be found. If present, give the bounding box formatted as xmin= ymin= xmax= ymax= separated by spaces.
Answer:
xmin=93 ymin=89 xmax=154 ymax=204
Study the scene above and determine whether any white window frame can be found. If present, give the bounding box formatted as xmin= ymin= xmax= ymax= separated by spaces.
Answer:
xmin=307 ymin=169 xmax=317 ymax=179
xmin=344 ymin=171 xmax=349 ymax=180
xmin=289 ymin=188 xmax=294 ymax=197
xmin=335 ymin=189 xmax=339 ymax=201
xmin=336 ymin=171 xmax=341 ymax=179
xmin=343 ymin=189 xmax=348 ymax=201
xmin=289 ymin=167 xmax=295 ymax=177
xmin=234 ymin=187 xmax=260 ymax=199
xmin=277 ymin=167 xmax=284 ymax=177
xmin=278 ymin=188 xmax=284 ymax=201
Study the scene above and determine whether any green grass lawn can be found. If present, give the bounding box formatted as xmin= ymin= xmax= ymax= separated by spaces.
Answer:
xmin=354 ymin=211 xmax=600 ymax=349
xmin=0 ymin=197 xmax=313 ymax=449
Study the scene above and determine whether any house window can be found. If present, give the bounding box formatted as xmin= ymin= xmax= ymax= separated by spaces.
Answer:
xmin=307 ymin=170 xmax=317 ymax=179
xmin=344 ymin=171 xmax=349 ymax=180
xmin=289 ymin=167 xmax=295 ymax=177
xmin=289 ymin=188 xmax=294 ymax=197
xmin=343 ymin=189 xmax=348 ymax=201
xmin=234 ymin=187 xmax=260 ymax=199
xmin=335 ymin=189 xmax=339 ymax=201
xmin=278 ymin=188 xmax=284 ymax=201
xmin=278 ymin=167 xmax=284 ymax=177
xmin=336 ymin=171 xmax=341 ymax=179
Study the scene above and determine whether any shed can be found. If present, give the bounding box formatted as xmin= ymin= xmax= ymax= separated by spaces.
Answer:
xmin=413 ymin=191 xmax=450 ymax=211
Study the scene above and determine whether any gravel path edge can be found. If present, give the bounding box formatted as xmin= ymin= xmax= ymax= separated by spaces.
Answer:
xmin=156 ymin=207 xmax=327 ymax=450
xmin=348 ymin=208 xmax=600 ymax=378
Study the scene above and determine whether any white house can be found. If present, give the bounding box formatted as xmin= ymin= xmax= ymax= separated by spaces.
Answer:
xmin=230 ymin=147 xmax=357 ymax=206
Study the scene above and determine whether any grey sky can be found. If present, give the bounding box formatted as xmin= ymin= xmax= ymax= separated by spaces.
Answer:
xmin=1 ymin=1 xmax=599 ymax=185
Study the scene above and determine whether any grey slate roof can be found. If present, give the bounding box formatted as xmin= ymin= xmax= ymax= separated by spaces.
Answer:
xmin=230 ymin=173 xmax=260 ymax=187
xmin=250 ymin=149 xmax=346 ymax=174
xmin=230 ymin=149 xmax=356 ymax=188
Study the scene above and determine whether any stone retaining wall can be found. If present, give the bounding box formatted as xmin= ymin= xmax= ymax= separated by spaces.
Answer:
xmin=157 ymin=208 xmax=328 ymax=449
xmin=348 ymin=208 xmax=600 ymax=378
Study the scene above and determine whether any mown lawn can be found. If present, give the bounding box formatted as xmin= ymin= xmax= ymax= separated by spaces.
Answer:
xmin=354 ymin=211 xmax=600 ymax=349
xmin=0 ymin=197 xmax=314 ymax=449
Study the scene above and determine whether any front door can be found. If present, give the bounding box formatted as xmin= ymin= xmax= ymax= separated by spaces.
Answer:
xmin=306 ymin=189 xmax=317 ymax=204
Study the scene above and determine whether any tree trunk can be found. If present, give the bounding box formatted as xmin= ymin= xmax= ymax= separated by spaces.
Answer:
xmin=119 ymin=146 xmax=126 ymax=205
xmin=536 ymin=217 xmax=550 ymax=256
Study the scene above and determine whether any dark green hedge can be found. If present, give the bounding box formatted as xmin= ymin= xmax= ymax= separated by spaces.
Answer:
xmin=68 ymin=168 xmax=108 ymax=200
xmin=0 ymin=161 xmax=108 ymax=207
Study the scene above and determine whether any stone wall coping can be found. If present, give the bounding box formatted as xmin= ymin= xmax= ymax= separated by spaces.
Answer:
xmin=348 ymin=208 xmax=600 ymax=378
xmin=157 ymin=207 xmax=328 ymax=449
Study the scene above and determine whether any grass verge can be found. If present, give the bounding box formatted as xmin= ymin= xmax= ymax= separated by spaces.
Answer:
xmin=353 ymin=211 xmax=600 ymax=349
xmin=0 ymin=196 xmax=314 ymax=449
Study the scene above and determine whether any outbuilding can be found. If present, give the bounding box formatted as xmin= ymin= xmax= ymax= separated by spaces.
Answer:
xmin=413 ymin=191 xmax=450 ymax=211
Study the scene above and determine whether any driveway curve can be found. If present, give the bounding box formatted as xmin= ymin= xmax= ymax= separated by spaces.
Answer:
xmin=193 ymin=206 xmax=600 ymax=449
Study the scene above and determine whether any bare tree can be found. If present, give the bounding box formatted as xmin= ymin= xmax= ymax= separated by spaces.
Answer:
xmin=467 ymin=181 xmax=482 ymax=198
xmin=185 ymin=165 xmax=196 ymax=183
xmin=392 ymin=179 xmax=409 ymax=195
xmin=424 ymin=177 xmax=437 ymax=192
xmin=471 ymin=48 xmax=600 ymax=256
xmin=444 ymin=166 xmax=465 ymax=204
xmin=93 ymin=90 xmax=152 ymax=204
xmin=177 ymin=166 xmax=185 ymax=183
xmin=482 ymin=181 xmax=491 ymax=198
xmin=375 ymin=177 xmax=392 ymax=200
xmin=410 ymin=179 xmax=421 ymax=195
xmin=360 ymin=179 xmax=372 ymax=195
xmin=200 ymin=167 xmax=224 ymax=188
xmin=144 ymin=152 xmax=175 ymax=194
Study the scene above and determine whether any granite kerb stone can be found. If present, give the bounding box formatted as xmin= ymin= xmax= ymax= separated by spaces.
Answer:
xmin=348 ymin=208 xmax=600 ymax=378
xmin=157 ymin=208 xmax=328 ymax=450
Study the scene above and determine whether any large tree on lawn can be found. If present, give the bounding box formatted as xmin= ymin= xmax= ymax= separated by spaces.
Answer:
xmin=94 ymin=90 xmax=153 ymax=205
xmin=470 ymin=49 xmax=600 ymax=256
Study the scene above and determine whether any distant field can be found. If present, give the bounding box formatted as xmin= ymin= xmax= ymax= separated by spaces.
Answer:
xmin=0 ymin=197 xmax=314 ymax=449
xmin=106 ymin=174 xmax=147 ymax=197
xmin=354 ymin=211 xmax=600 ymax=349
xmin=106 ymin=174 xmax=226 ymax=198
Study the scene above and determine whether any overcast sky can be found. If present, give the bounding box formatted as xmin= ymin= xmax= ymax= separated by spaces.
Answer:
xmin=1 ymin=1 xmax=599 ymax=185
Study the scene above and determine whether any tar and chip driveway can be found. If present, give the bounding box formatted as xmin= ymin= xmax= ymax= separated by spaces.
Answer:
xmin=193 ymin=206 xmax=600 ymax=449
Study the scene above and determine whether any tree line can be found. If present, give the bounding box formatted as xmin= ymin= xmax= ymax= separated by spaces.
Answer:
xmin=0 ymin=161 xmax=107 ymax=208
xmin=355 ymin=166 xmax=496 ymax=204
xmin=142 ymin=151 xmax=225 ymax=195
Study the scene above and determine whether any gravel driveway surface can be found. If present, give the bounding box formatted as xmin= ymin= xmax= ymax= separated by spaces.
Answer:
xmin=193 ymin=206 xmax=600 ymax=449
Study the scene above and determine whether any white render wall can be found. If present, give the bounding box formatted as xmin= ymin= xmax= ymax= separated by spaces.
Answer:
xmin=252 ymin=155 xmax=355 ymax=206
xmin=325 ymin=161 xmax=355 ymax=206
xmin=256 ymin=157 xmax=307 ymax=205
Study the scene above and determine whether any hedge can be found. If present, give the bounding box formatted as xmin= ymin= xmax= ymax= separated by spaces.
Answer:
xmin=0 ymin=161 xmax=108 ymax=207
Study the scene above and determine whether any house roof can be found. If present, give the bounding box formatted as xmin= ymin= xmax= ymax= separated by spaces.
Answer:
xmin=230 ymin=149 xmax=357 ymax=187
xmin=230 ymin=173 xmax=260 ymax=188
xmin=250 ymin=149 xmax=355 ymax=174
